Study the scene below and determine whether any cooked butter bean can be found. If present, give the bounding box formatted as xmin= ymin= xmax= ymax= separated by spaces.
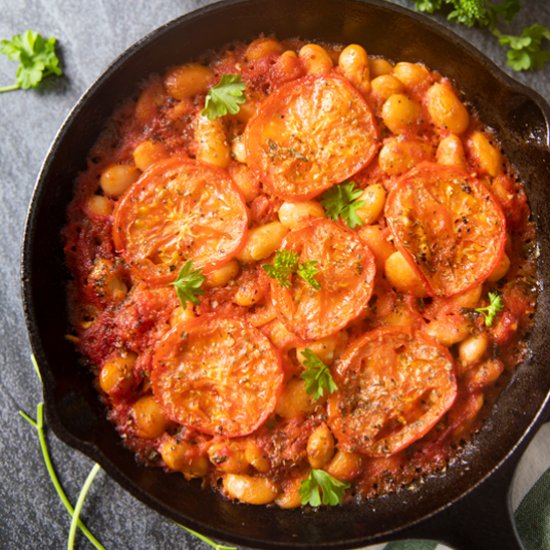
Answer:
xmin=299 ymin=43 xmax=333 ymax=74
xmin=245 ymin=37 xmax=284 ymax=61
xmin=275 ymin=475 xmax=306 ymax=509
xmin=195 ymin=113 xmax=230 ymax=168
xmin=458 ymin=332 xmax=489 ymax=367
xmin=99 ymin=164 xmax=140 ymax=198
xmin=245 ymin=441 xmax=270 ymax=473
xmin=131 ymin=395 xmax=169 ymax=439
xmin=338 ymin=44 xmax=370 ymax=93
xmin=381 ymin=94 xmax=422 ymax=135
xmin=370 ymin=74 xmax=405 ymax=101
xmin=99 ymin=352 xmax=137 ymax=395
xmin=393 ymin=62 xmax=430 ymax=88
xmin=278 ymin=200 xmax=325 ymax=229
xmin=378 ymin=138 xmax=433 ymax=176
xmin=384 ymin=251 xmax=427 ymax=297
xmin=325 ymin=450 xmax=362 ymax=481
xmin=425 ymin=316 xmax=471 ymax=347
xmin=307 ymin=423 xmax=335 ymax=468
xmin=133 ymin=140 xmax=168 ymax=171
xmin=223 ymin=474 xmax=278 ymax=504
xmin=426 ymin=81 xmax=469 ymax=134
xmin=296 ymin=332 xmax=348 ymax=366
xmin=236 ymin=221 xmax=288 ymax=263
xmin=159 ymin=436 xmax=208 ymax=478
xmin=369 ymin=57 xmax=393 ymax=77
xmin=208 ymin=441 xmax=249 ymax=474
xmin=205 ymin=259 xmax=240 ymax=288
xmin=164 ymin=63 xmax=213 ymax=100
xmin=85 ymin=195 xmax=113 ymax=217
xmin=467 ymin=131 xmax=503 ymax=177
xmin=436 ymin=134 xmax=467 ymax=168
xmin=355 ymin=184 xmax=386 ymax=225
xmin=275 ymin=377 xmax=316 ymax=418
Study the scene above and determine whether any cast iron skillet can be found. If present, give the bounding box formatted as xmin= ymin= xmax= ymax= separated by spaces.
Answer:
xmin=21 ymin=0 xmax=550 ymax=548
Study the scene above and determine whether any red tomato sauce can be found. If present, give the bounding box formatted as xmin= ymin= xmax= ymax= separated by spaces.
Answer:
xmin=63 ymin=36 xmax=538 ymax=507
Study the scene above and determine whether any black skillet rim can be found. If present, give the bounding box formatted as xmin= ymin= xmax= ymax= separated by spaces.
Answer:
xmin=20 ymin=0 xmax=550 ymax=548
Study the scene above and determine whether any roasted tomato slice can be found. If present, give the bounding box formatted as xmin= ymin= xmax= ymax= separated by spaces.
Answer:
xmin=113 ymin=157 xmax=248 ymax=283
xmin=385 ymin=162 xmax=506 ymax=297
xmin=152 ymin=316 xmax=283 ymax=437
xmin=244 ymin=73 xmax=378 ymax=200
xmin=271 ymin=219 xmax=376 ymax=340
xmin=328 ymin=326 xmax=457 ymax=457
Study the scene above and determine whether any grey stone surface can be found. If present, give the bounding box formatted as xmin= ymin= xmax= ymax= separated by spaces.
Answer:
xmin=0 ymin=1 xmax=548 ymax=549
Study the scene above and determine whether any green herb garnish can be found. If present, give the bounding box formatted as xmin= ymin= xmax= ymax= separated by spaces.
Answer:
xmin=493 ymin=24 xmax=550 ymax=71
xmin=299 ymin=469 xmax=350 ymax=506
xmin=474 ymin=290 xmax=504 ymax=326
xmin=25 ymin=354 xmax=236 ymax=550
xmin=296 ymin=260 xmax=321 ymax=290
xmin=320 ymin=181 xmax=365 ymax=229
xmin=263 ymin=250 xmax=320 ymax=290
xmin=300 ymin=349 xmax=338 ymax=400
xmin=171 ymin=261 xmax=205 ymax=308
xmin=20 ymin=397 xmax=105 ymax=549
xmin=176 ymin=524 xmax=237 ymax=550
xmin=0 ymin=30 xmax=62 ymax=92
xmin=411 ymin=1 xmax=550 ymax=71
xmin=202 ymin=74 xmax=246 ymax=120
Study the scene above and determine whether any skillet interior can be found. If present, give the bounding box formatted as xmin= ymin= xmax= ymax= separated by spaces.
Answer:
xmin=21 ymin=0 xmax=550 ymax=548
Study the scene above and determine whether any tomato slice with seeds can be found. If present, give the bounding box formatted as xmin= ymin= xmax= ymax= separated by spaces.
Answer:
xmin=328 ymin=326 xmax=457 ymax=457
xmin=385 ymin=162 xmax=506 ymax=297
xmin=271 ymin=219 xmax=376 ymax=340
xmin=244 ymin=72 xmax=379 ymax=200
xmin=113 ymin=157 xmax=248 ymax=283
xmin=151 ymin=316 xmax=283 ymax=437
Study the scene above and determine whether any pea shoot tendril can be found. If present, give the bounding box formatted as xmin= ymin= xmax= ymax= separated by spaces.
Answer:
xmin=20 ymin=355 xmax=237 ymax=550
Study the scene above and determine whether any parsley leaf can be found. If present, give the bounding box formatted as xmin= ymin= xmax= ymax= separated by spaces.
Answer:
xmin=263 ymin=251 xmax=320 ymax=290
xmin=321 ymin=181 xmax=365 ymax=229
xmin=263 ymin=250 xmax=299 ymax=288
xmin=201 ymin=74 xmax=246 ymax=120
xmin=474 ymin=290 xmax=504 ymax=326
xmin=413 ymin=0 xmax=445 ymax=12
xmin=488 ymin=0 xmax=520 ymax=23
xmin=300 ymin=349 xmax=338 ymax=400
xmin=410 ymin=1 xmax=550 ymax=71
xmin=299 ymin=469 xmax=350 ymax=506
xmin=0 ymin=30 xmax=62 ymax=93
xmin=170 ymin=261 xmax=205 ymax=308
xmin=447 ymin=0 xmax=491 ymax=27
xmin=493 ymin=24 xmax=550 ymax=71
xmin=296 ymin=260 xmax=321 ymax=290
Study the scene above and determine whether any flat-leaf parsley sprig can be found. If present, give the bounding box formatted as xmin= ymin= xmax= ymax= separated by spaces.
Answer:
xmin=410 ymin=1 xmax=550 ymax=72
xmin=171 ymin=260 xmax=206 ymax=308
xmin=494 ymin=24 xmax=550 ymax=71
xmin=23 ymin=355 xmax=236 ymax=550
xmin=299 ymin=469 xmax=350 ymax=506
xmin=321 ymin=181 xmax=365 ymax=229
xmin=263 ymin=250 xmax=321 ymax=290
xmin=0 ymin=30 xmax=62 ymax=92
xmin=300 ymin=349 xmax=338 ymax=400
xmin=202 ymin=74 xmax=246 ymax=120
xmin=474 ymin=290 xmax=504 ymax=326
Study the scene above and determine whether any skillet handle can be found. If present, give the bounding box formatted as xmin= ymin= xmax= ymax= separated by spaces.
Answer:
xmin=384 ymin=453 xmax=523 ymax=550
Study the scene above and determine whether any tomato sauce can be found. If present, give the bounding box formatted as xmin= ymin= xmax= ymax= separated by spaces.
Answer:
xmin=64 ymin=36 xmax=537 ymax=507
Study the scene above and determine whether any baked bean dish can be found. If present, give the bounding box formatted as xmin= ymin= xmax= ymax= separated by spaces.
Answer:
xmin=64 ymin=36 xmax=537 ymax=507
